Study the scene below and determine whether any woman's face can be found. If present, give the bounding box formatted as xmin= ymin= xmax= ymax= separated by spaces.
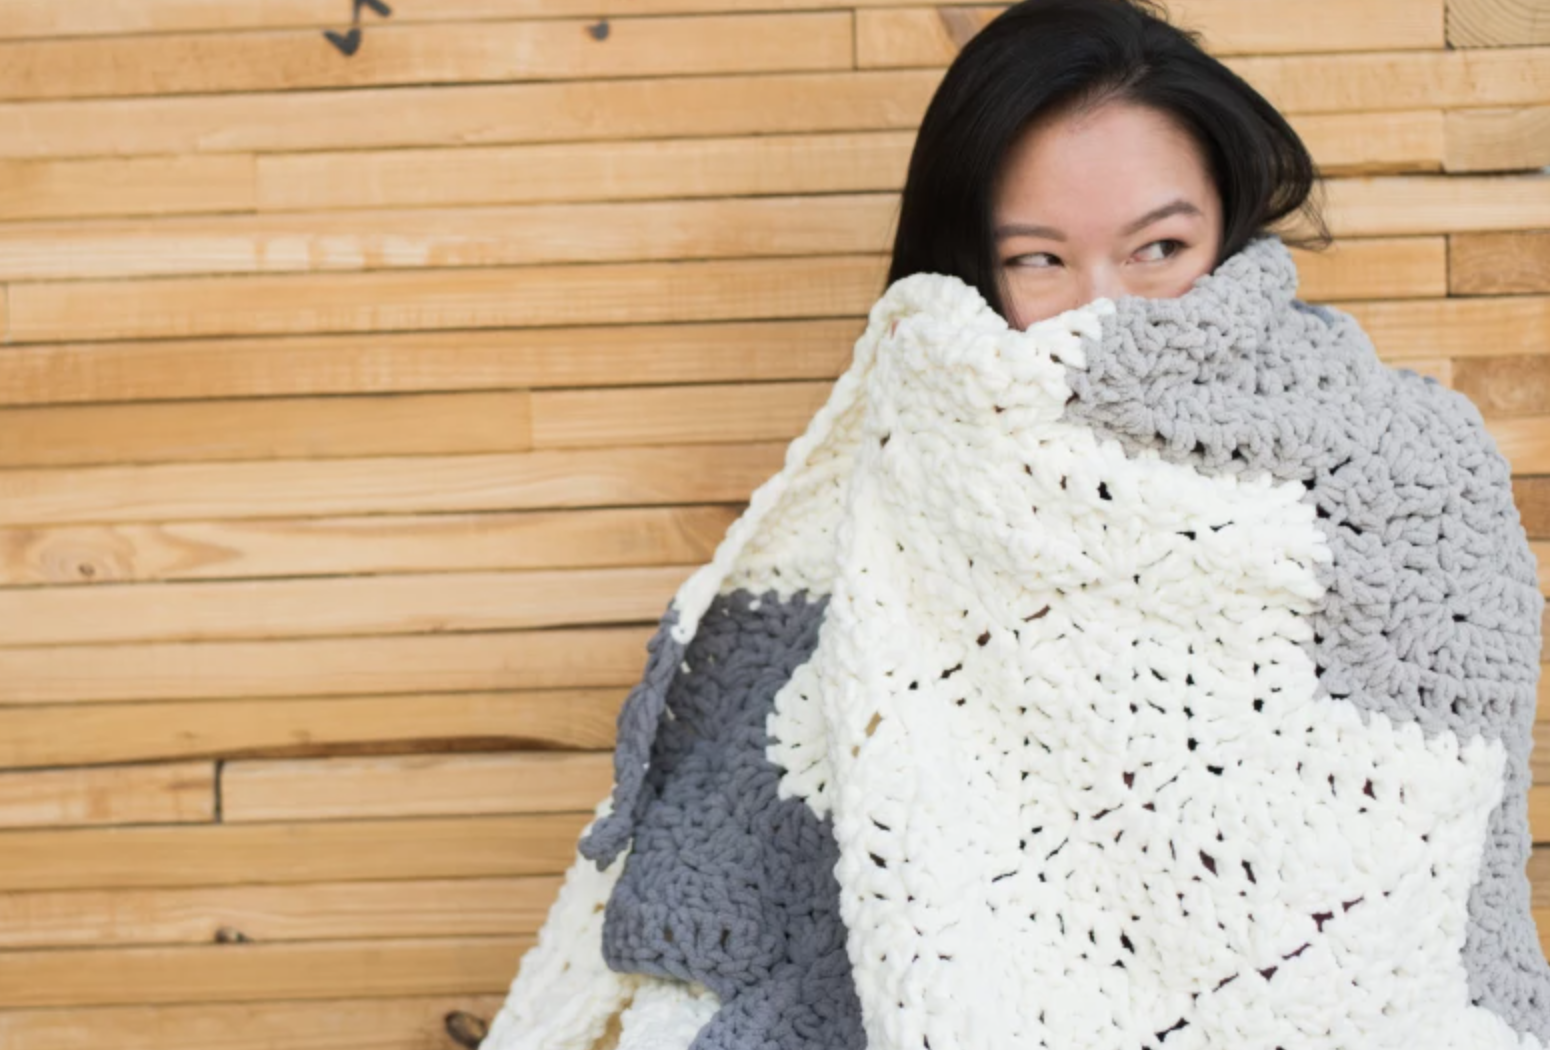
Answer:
xmin=990 ymin=98 xmax=1225 ymax=329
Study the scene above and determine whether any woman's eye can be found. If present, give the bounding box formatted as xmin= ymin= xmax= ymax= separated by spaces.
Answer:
xmin=1137 ymin=238 xmax=1185 ymax=262
xmin=1008 ymin=252 xmax=1059 ymax=268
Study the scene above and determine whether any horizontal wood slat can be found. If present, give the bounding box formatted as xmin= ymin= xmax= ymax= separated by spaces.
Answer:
xmin=1448 ymin=0 xmax=1550 ymax=47
xmin=4 ymin=255 xmax=889 ymax=343
xmin=1533 ymin=717 xmax=1550 ymax=785
xmin=0 ymin=690 xmax=624 ymax=770
xmin=0 ymin=238 xmax=1441 ymax=344
xmin=1454 ymin=357 xmax=1550 ymax=418
xmin=0 ymin=391 xmax=533 ymax=468
xmin=0 ymin=506 xmax=739 ymax=587
xmin=1 ymin=51 xmax=1547 ymax=162
xmin=0 ymin=625 xmax=657 ymax=705
xmin=0 ymin=70 xmax=944 ymax=161
xmin=0 ymin=761 xmax=211 ymax=828
xmin=0 ymin=318 xmax=859 ymax=407
xmin=1343 ymin=295 xmax=1550 ymax=359
xmin=1309 ymin=175 xmax=1550 ymax=237
xmin=0 ymin=935 xmax=535 ymax=1008
xmin=854 ymin=1 xmax=1444 ymax=67
xmin=0 ymin=194 xmax=898 ymax=283
xmin=1535 ymin=787 xmax=1550 ymax=850
xmin=0 ymin=14 xmax=853 ymax=102
xmin=0 ymin=812 xmax=591 ymax=891
xmin=1230 ymin=46 xmax=1550 ymax=115
xmin=1450 ymin=230 xmax=1550 ymax=295
xmin=0 ymin=566 xmax=689 ymax=647
xmin=0 ymin=875 xmax=562 ymax=949
xmin=0 ymin=155 xmax=254 ymax=222
xmin=0 ymin=0 xmax=996 ymax=41
xmin=1301 ymin=110 xmax=1443 ymax=176
xmin=0 ymin=443 xmax=787 ymax=527
xmin=531 ymin=380 xmax=834 ymax=450
xmin=1483 ymin=417 xmax=1550 ymax=474
xmin=1446 ymin=106 xmax=1550 ymax=173
xmin=257 ymin=130 xmax=915 ymax=212
xmin=221 ymin=752 xmax=612 ymax=822
xmin=0 ymin=994 xmax=506 ymax=1050
xmin=1514 ymin=478 xmax=1550 ymax=539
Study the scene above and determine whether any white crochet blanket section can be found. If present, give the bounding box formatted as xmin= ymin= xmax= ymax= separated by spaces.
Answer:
xmin=751 ymin=279 xmax=1530 ymax=1049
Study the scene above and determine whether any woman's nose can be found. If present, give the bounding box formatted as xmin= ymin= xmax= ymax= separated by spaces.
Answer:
xmin=1080 ymin=266 xmax=1127 ymax=305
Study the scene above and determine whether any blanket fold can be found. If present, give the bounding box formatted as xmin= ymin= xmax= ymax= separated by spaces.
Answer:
xmin=481 ymin=232 xmax=1550 ymax=1050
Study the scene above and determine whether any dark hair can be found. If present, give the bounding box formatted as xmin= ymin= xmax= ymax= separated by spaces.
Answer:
xmin=885 ymin=0 xmax=1332 ymax=320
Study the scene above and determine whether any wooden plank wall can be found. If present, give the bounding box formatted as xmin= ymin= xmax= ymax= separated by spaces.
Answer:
xmin=0 ymin=0 xmax=1547 ymax=1045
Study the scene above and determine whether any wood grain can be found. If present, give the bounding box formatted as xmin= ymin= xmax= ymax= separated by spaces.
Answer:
xmin=6 ymin=255 xmax=890 ymax=343
xmin=255 ymin=130 xmax=917 ymax=211
xmin=1446 ymin=106 xmax=1550 ymax=173
xmin=1483 ymin=416 xmax=1550 ymax=474
xmin=531 ymin=380 xmax=833 ymax=449
xmin=0 ymin=0 xmax=994 ymax=39
xmin=0 ymin=506 xmax=739 ymax=587
xmin=0 ymin=443 xmax=787 ymax=527
xmin=0 ymin=812 xmax=591 ymax=891
xmin=0 ymin=936 xmax=536 ymax=1008
xmin=0 ymin=994 xmax=506 ymax=1050
xmin=0 ymin=625 xmax=658 ymax=704
xmin=1313 ymin=174 xmax=1550 ymax=236
xmin=1454 ymin=356 xmax=1550 ymax=418
xmin=0 ymin=155 xmax=254 ymax=222
xmin=0 ymin=391 xmax=533 ymax=468
xmin=0 ymin=690 xmax=624 ymax=770
xmin=0 ymin=14 xmax=853 ymax=101
xmin=1345 ymin=295 xmax=1550 ymax=359
xmin=0 ymin=193 xmax=900 ymax=283
xmin=855 ymin=0 xmax=1443 ymax=66
xmin=1450 ymin=230 xmax=1550 ymax=295
xmin=0 ymin=876 xmax=563 ymax=948
xmin=1447 ymin=0 xmax=1550 ymax=46
xmin=221 ymin=752 xmax=612 ymax=822
xmin=0 ymin=761 xmax=212 ymax=828
xmin=0 ymin=565 xmax=690 ymax=646
xmin=0 ymin=319 xmax=858 ymax=407
xmin=1514 ymin=478 xmax=1550 ymax=539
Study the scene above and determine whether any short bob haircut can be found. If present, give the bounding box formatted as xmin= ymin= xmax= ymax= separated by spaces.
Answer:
xmin=886 ymin=0 xmax=1333 ymax=322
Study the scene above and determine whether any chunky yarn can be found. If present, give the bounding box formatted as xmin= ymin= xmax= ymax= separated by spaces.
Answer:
xmin=481 ymin=232 xmax=1550 ymax=1050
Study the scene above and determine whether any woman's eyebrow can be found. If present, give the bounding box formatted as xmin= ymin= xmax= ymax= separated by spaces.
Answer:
xmin=1120 ymin=198 xmax=1203 ymax=235
xmin=994 ymin=198 xmax=1204 ymax=241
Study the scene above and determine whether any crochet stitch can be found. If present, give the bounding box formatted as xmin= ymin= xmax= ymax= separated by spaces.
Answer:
xmin=480 ymin=232 xmax=1550 ymax=1050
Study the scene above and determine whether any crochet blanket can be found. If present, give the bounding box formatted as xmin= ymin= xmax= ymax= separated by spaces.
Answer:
xmin=480 ymin=232 xmax=1550 ymax=1050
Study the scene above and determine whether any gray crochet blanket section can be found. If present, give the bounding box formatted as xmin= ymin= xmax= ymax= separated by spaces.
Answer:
xmin=578 ymin=232 xmax=1550 ymax=1047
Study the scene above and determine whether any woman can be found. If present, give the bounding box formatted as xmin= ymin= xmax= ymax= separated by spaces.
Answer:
xmin=482 ymin=3 xmax=1547 ymax=1049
